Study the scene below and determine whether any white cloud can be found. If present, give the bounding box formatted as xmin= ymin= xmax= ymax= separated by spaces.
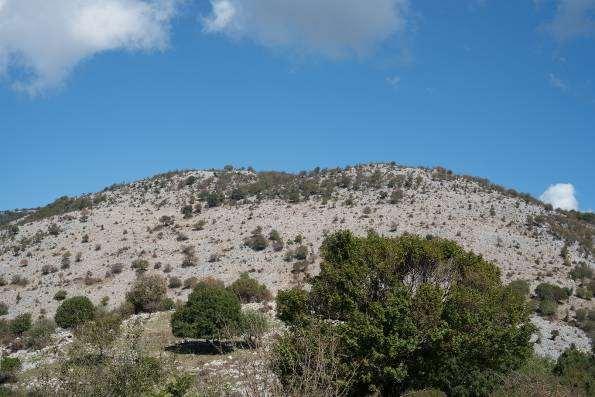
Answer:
xmin=540 ymin=183 xmax=579 ymax=210
xmin=548 ymin=72 xmax=567 ymax=91
xmin=0 ymin=0 xmax=179 ymax=95
xmin=202 ymin=0 xmax=410 ymax=58
xmin=542 ymin=0 xmax=595 ymax=42
xmin=386 ymin=75 xmax=401 ymax=87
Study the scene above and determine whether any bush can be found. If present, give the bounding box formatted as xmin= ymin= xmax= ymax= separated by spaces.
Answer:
xmin=0 ymin=356 xmax=20 ymax=384
xmin=125 ymin=273 xmax=168 ymax=313
xmin=0 ymin=304 xmax=7 ymax=316
xmin=131 ymin=259 xmax=149 ymax=273
xmin=569 ymin=262 xmax=593 ymax=281
xmin=171 ymin=281 xmax=242 ymax=340
xmin=576 ymin=286 xmax=593 ymax=300
xmin=534 ymin=283 xmax=572 ymax=302
xmin=55 ymin=296 xmax=95 ymax=329
xmin=538 ymin=299 xmax=558 ymax=317
xmin=32 ymin=318 xmax=168 ymax=396
xmin=9 ymin=313 xmax=32 ymax=335
xmin=294 ymin=245 xmax=308 ymax=260
xmin=168 ymin=277 xmax=182 ymax=289
xmin=244 ymin=231 xmax=268 ymax=251
xmin=108 ymin=263 xmax=122 ymax=275
xmin=24 ymin=318 xmax=56 ymax=350
xmin=276 ymin=288 xmax=309 ymax=325
xmin=180 ymin=205 xmax=193 ymax=219
xmin=241 ymin=309 xmax=271 ymax=346
xmin=228 ymin=273 xmax=271 ymax=303
xmin=508 ymin=280 xmax=530 ymax=297
xmin=554 ymin=346 xmax=594 ymax=395
xmin=54 ymin=290 xmax=67 ymax=301
xmin=273 ymin=231 xmax=535 ymax=396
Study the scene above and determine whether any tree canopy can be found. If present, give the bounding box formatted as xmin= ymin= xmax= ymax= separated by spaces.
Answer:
xmin=275 ymin=230 xmax=535 ymax=396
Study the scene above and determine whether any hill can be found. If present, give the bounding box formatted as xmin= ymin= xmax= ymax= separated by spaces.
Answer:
xmin=1 ymin=163 xmax=593 ymax=362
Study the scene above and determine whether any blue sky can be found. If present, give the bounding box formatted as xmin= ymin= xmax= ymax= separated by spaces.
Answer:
xmin=0 ymin=0 xmax=593 ymax=211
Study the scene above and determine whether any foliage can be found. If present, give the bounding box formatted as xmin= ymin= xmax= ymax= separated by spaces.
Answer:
xmin=23 ymin=318 xmax=56 ymax=350
xmin=54 ymin=290 xmax=67 ymax=301
xmin=125 ymin=273 xmax=168 ymax=313
xmin=9 ymin=313 xmax=32 ymax=335
xmin=55 ymin=296 xmax=95 ymax=329
xmin=507 ymin=280 xmax=530 ymax=297
xmin=0 ymin=356 xmax=20 ymax=384
xmin=30 ymin=318 xmax=169 ymax=396
xmin=171 ymin=281 xmax=242 ymax=340
xmin=570 ymin=262 xmax=593 ymax=281
xmin=274 ymin=231 xmax=535 ymax=396
xmin=244 ymin=228 xmax=268 ymax=251
xmin=534 ymin=283 xmax=572 ymax=302
xmin=241 ymin=309 xmax=271 ymax=346
xmin=554 ymin=346 xmax=594 ymax=396
xmin=228 ymin=273 xmax=271 ymax=303
xmin=276 ymin=288 xmax=309 ymax=325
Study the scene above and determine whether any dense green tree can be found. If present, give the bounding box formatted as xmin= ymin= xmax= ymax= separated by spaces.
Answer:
xmin=274 ymin=231 xmax=535 ymax=396
xmin=55 ymin=296 xmax=95 ymax=329
xmin=171 ymin=281 xmax=242 ymax=340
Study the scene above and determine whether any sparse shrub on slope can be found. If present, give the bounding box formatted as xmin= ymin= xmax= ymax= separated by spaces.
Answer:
xmin=29 ymin=316 xmax=168 ymax=396
xmin=125 ymin=273 xmax=168 ymax=314
xmin=244 ymin=227 xmax=268 ymax=251
xmin=24 ymin=318 xmax=56 ymax=350
xmin=9 ymin=313 xmax=32 ymax=335
xmin=273 ymin=230 xmax=535 ymax=397
xmin=507 ymin=280 xmax=530 ymax=298
xmin=228 ymin=273 xmax=271 ymax=303
xmin=553 ymin=346 xmax=594 ymax=396
xmin=171 ymin=281 xmax=242 ymax=341
xmin=55 ymin=296 xmax=95 ymax=329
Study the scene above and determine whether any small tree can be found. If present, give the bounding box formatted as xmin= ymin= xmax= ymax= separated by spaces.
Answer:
xmin=125 ymin=273 xmax=168 ymax=313
xmin=55 ymin=296 xmax=95 ymax=329
xmin=171 ymin=281 xmax=242 ymax=341
xmin=228 ymin=273 xmax=271 ymax=303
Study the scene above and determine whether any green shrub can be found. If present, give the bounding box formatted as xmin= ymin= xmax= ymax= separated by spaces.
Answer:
xmin=9 ymin=313 xmax=32 ymax=335
xmin=171 ymin=281 xmax=242 ymax=341
xmin=228 ymin=273 xmax=271 ymax=303
xmin=0 ymin=356 xmax=20 ymax=384
xmin=125 ymin=273 xmax=168 ymax=313
xmin=538 ymin=299 xmax=558 ymax=317
xmin=273 ymin=231 xmax=535 ymax=396
xmin=168 ymin=277 xmax=182 ymax=289
xmin=575 ymin=286 xmax=593 ymax=300
xmin=131 ymin=259 xmax=149 ymax=273
xmin=569 ymin=262 xmax=593 ymax=281
xmin=24 ymin=318 xmax=56 ymax=350
xmin=241 ymin=309 xmax=271 ymax=346
xmin=534 ymin=283 xmax=572 ymax=302
xmin=508 ymin=280 xmax=530 ymax=297
xmin=32 ymin=318 xmax=167 ymax=396
xmin=0 ymin=304 xmax=7 ymax=316
xmin=554 ymin=346 xmax=594 ymax=396
xmin=276 ymin=288 xmax=309 ymax=325
xmin=180 ymin=205 xmax=193 ymax=219
xmin=55 ymin=296 xmax=95 ymax=328
xmin=294 ymin=245 xmax=308 ymax=260
xmin=54 ymin=290 xmax=67 ymax=301
xmin=244 ymin=231 xmax=268 ymax=251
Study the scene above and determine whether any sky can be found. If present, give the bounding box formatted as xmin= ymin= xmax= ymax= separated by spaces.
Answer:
xmin=0 ymin=0 xmax=594 ymax=212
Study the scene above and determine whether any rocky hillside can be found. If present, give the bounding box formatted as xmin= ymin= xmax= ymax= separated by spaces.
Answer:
xmin=1 ymin=163 xmax=593 ymax=357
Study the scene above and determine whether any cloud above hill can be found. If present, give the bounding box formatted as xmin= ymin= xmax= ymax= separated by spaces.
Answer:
xmin=0 ymin=0 xmax=178 ymax=95
xmin=202 ymin=0 xmax=410 ymax=58
xmin=540 ymin=183 xmax=579 ymax=210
